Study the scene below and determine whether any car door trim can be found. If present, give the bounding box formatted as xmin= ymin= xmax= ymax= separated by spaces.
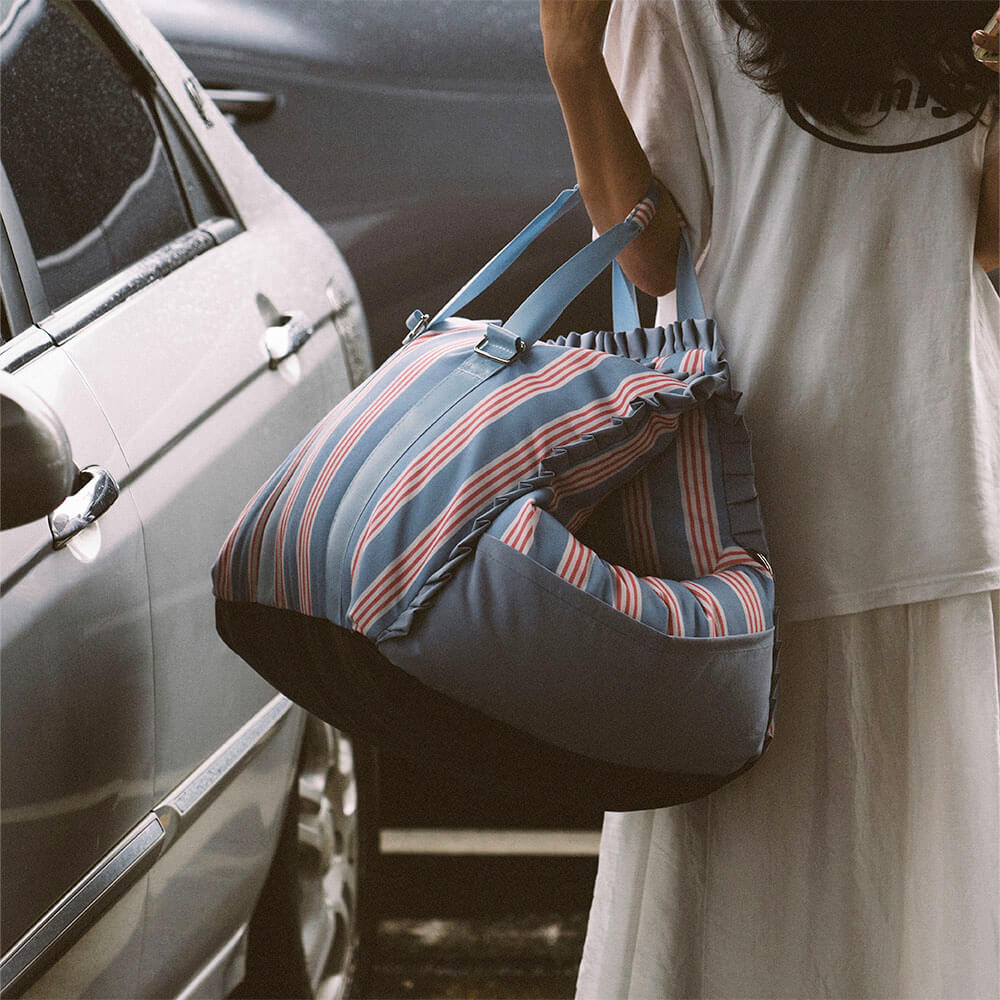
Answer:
xmin=0 ymin=326 xmax=55 ymax=374
xmin=0 ymin=695 xmax=296 ymax=998
xmin=0 ymin=815 xmax=165 ymax=998
xmin=153 ymin=694 xmax=297 ymax=847
xmin=40 ymin=225 xmax=230 ymax=347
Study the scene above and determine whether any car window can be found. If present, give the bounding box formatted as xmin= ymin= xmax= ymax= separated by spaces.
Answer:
xmin=0 ymin=0 xmax=193 ymax=312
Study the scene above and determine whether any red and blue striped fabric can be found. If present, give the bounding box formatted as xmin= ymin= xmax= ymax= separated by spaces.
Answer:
xmin=213 ymin=313 xmax=772 ymax=646
xmin=212 ymin=186 xmax=777 ymax=809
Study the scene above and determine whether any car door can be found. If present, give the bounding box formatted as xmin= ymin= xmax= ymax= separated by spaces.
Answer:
xmin=28 ymin=2 xmax=370 ymax=993
xmin=0 ymin=189 xmax=155 ymax=1000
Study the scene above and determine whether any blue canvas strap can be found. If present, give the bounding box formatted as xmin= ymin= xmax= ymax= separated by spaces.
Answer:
xmin=424 ymin=186 xmax=582 ymax=331
xmin=501 ymin=205 xmax=650 ymax=347
xmin=409 ymin=182 xmax=706 ymax=365
xmin=416 ymin=183 xmax=660 ymax=353
xmin=610 ymin=230 xmax=705 ymax=331
xmin=611 ymin=258 xmax=640 ymax=331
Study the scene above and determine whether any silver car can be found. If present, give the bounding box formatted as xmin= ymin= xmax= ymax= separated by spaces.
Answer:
xmin=0 ymin=0 xmax=377 ymax=996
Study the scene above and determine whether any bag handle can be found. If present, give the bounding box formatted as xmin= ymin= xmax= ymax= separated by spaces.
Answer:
xmin=407 ymin=183 xmax=704 ymax=351
xmin=406 ymin=186 xmax=583 ymax=341
xmin=499 ymin=182 xmax=660 ymax=348
xmin=611 ymin=231 xmax=705 ymax=332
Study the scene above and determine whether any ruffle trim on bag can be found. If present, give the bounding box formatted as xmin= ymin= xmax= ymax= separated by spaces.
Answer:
xmin=711 ymin=389 xmax=770 ymax=560
xmin=564 ymin=322 xmax=768 ymax=561
xmin=556 ymin=319 xmax=725 ymax=367
xmin=378 ymin=349 xmax=731 ymax=643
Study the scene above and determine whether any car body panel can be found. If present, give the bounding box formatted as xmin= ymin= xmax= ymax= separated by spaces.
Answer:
xmin=58 ymin=222 xmax=353 ymax=799
xmin=139 ymin=699 xmax=303 ymax=998
xmin=20 ymin=876 xmax=149 ymax=1000
xmin=0 ymin=343 xmax=155 ymax=990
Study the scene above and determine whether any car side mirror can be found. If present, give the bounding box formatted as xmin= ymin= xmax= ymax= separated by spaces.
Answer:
xmin=1 ymin=372 xmax=76 ymax=530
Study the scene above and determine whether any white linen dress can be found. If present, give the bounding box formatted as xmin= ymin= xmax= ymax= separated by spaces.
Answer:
xmin=576 ymin=3 xmax=1000 ymax=997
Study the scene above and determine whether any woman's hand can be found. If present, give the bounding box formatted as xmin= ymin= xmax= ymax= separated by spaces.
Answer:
xmin=539 ymin=0 xmax=612 ymax=78
xmin=971 ymin=10 xmax=999 ymax=71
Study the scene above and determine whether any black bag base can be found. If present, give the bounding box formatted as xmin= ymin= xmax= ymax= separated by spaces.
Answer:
xmin=216 ymin=599 xmax=748 ymax=813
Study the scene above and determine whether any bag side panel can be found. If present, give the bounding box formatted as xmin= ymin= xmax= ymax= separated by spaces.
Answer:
xmin=377 ymin=533 xmax=774 ymax=776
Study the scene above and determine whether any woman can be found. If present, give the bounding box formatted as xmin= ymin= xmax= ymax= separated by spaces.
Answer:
xmin=540 ymin=2 xmax=999 ymax=997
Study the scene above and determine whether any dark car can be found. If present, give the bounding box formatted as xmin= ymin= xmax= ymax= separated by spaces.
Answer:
xmin=137 ymin=0 xmax=649 ymax=370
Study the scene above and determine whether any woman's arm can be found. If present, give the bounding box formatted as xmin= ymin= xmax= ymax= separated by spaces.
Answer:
xmin=975 ymin=118 xmax=998 ymax=273
xmin=540 ymin=0 xmax=682 ymax=296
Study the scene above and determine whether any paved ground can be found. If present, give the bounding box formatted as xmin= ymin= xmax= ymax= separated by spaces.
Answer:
xmin=370 ymin=912 xmax=589 ymax=999
xmin=365 ymin=835 xmax=600 ymax=1000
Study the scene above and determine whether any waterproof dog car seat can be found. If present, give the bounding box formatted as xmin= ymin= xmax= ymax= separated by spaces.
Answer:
xmin=213 ymin=188 xmax=779 ymax=811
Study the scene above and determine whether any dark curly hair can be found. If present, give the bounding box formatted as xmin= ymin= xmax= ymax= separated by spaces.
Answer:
xmin=718 ymin=1 xmax=997 ymax=131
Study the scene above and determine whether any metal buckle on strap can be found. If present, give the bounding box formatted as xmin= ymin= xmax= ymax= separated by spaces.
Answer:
xmin=402 ymin=311 xmax=430 ymax=346
xmin=474 ymin=333 xmax=525 ymax=364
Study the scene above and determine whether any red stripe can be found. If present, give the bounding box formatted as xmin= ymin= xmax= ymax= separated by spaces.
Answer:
xmin=296 ymin=337 xmax=475 ymax=597
xmin=247 ymin=414 xmax=336 ymax=604
xmin=550 ymin=410 xmax=678 ymax=506
xmin=572 ymin=541 xmax=595 ymax=589
xmin=354 ymin=361 xmax=682 ymax=577
xmin=355 ymin=350 xmax=602 ymax=551
xmin=350 ymin=370 xmax=680 ymax=628
xmin=270 ymin=345 xmax=430 ymax=604
xmin=644 ymin=576 xmax=685 ymax=637
xmin=575 ymin=541 xmax=595 ymax=589
xmin=628 ymin=199 xmax=655 ymax=231
xmin=352 ymin=349 xmax=606 ymax=574
xmin=734 ymin=570 xmax=764 ymax=632
xmin=718 ymin=569 xmax=765 ymax=633
xmin=679 ymin=408 xmax=724 ymax=576
xmin=501 ymin=502 xmax=539 ymax=554
xmin=623 ymin=471 xmax=659 ymax=577
xmin=610 ymin=564 xmax=642 ymax=621
xmin=678 ymin=412 xmax=710 ymax=575
xmin=716 ymin=569 xmax=754 ymax=631
xmin=691 ymin=409 xmax=721 ymax=568
xmin=556 ymin=536 xmax=578 ymax=582
xmin=251 ymin=381 xmax=376 ymax=602
xmin=682 ymin=580 xmax=727 ymax=637
xmin=512 ymin=505 xmax=539 ymax=552
xmin=715 ymin=547 xmax=770 ymax=573
xmin=288 ymin=334 xmax=477 ymax=612
xmin=557 ymin=535 xmax=592 ymax=589
xmin=678 ymin=349 xmax=706 ymax=374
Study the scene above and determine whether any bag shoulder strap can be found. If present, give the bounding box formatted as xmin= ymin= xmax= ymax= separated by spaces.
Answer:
xmin=409 ymin=183 xmax=706 ymax=356
xmin=611 ymin=230 xmax=705 ymax=332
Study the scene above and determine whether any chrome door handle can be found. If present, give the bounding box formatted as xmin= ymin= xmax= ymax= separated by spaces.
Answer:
xmin=264 ymin=311 xmax=313 ymax=368
xmin=49 ymin=465 xmax=120 ymax=548
xmin=205 ymin=88 xmax=277 ymax=124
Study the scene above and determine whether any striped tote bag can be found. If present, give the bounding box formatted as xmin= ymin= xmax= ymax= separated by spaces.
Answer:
xmin=213 ymin=186 xmax=779 ymax=811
